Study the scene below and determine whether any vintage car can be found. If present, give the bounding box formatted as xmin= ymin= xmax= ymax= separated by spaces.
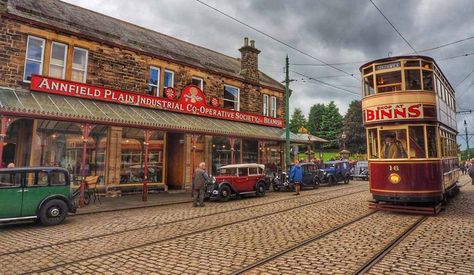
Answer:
xmin=205 ymin=163 xmax=268 ymax=201
xmin=272 ymin=163 xmax=321 ymax=191
xmin=0 ymin=167 xmax=76 ymax=226
xmin=320 ymin=160 xmax=352 ymax=185
xmin=350 ymin=161 xmax=369 ymax=181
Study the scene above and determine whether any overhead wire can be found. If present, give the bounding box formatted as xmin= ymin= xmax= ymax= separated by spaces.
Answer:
xmin=291 ymin=70 xmax=361 ymax=97
xmin=195 ymin=0 xmax=358 ymax=81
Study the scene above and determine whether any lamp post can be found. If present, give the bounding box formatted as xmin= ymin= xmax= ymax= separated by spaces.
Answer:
xmin=465 ymin=120 xmax=470 ymax=160
xmin=341 ymin=131 xmax=347 ymax=151
xmin=285 ymin=55 xmax=290 ymax=169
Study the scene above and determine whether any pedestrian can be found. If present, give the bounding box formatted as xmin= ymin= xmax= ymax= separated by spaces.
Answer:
xmin=468 ymin=159 xmax=474 ymax=185
xmin=289 ymin=160 xmax=303 ymax=195
xmin=192 ymin=162 xmax=209 ymax=207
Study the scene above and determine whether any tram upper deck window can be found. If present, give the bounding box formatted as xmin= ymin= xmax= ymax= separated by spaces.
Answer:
xmin=422 ymin=70 xmax=433 ymax=91
xmin=364 ymin=75 xmax=375 ymax=96
xmin=405 ymin=69 xmax=421 ymax=90
xmin=380 ymin=130 xmax=408 ymax=159
xmin=408 ymin=126 xmax=426 ymax=158
xmin=404 ymin=60 xmax=420 ymax=67
xmin=376 ymin=71 xmax=402 ymax=93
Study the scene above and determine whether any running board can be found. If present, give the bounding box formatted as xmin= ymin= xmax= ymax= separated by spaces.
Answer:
xmin=369 ymin=201 xmax=442 ymax=215
xmin=0 ymin=215 xmax=37 ymax=222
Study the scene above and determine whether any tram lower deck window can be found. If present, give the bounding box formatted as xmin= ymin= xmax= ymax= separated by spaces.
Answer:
xmin=380 ymin=129 xmax=407 ymax=159
xmin=408 ymin=126 xmax=426 ymax=158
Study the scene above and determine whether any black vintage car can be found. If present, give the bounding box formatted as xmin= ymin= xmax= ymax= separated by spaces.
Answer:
xmin=272 ymin=163 xmax=321 ymax=191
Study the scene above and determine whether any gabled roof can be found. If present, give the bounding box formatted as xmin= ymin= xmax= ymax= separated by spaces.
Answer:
xmin=5 ymin=0 xmax=285 ymax=91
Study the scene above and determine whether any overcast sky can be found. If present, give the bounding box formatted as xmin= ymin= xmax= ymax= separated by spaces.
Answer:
xmin=64 ymin=0 xmax=474 ymax=149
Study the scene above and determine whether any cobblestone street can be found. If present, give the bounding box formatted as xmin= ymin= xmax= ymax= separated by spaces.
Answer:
xmin=1 ymin=178 xmax=473 ymax=275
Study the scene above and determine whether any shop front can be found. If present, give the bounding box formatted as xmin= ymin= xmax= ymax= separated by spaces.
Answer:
xmin=0 ymin=76 xmax=307 ymax=200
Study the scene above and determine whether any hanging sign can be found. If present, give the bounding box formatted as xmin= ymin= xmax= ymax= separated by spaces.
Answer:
xmin=30 ymin=75 xmax=284 ymax=128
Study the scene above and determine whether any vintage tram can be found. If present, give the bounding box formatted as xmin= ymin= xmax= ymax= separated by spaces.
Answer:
xmin=360 ymin=56 xmax=459 ymax=212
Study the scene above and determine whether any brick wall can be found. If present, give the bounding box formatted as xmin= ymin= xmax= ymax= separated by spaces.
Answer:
xmin=0 ymin=16 xmax=285 ymax=118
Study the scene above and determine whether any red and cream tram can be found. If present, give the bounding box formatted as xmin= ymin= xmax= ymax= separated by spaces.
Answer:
xmin=360 ymin=56 xmax=459 ymax=210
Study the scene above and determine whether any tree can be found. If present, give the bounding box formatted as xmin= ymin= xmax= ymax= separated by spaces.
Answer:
xmin=341 ymin=100 xmax=366 ymax=153
xmin=317 ymin=101 xmax=343 ymax=149
xmin=289 ymin=108 xmax=307 ymax=133
xmin=307 ymin=103 xmax=326 ymax=135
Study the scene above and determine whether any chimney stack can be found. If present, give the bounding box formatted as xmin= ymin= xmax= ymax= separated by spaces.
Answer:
xmin=239 ymin=37 xmax=260 ymax=84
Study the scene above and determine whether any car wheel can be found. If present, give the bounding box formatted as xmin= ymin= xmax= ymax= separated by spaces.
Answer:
xmin=312 ymin=177 xmax=320 ymax=189
xmin=344 ymin=175 xmax=350 ymax=184
xmin=39 ymin=199 xmax=68 ymax=226
xmin=256 ymin=182 xmax=266 ymax=197
xmin=328 ymin=176 xmax=336 ymax=185
xmin=219 ymin=185 xmax=231 ymax=202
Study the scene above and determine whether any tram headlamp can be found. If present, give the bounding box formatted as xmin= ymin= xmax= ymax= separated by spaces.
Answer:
xmin=388 ymin=173 xmax=401 ymax=184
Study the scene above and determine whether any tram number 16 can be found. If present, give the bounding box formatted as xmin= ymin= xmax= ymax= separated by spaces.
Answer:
xmin=389 ymin=165 xmax=400 ymax=172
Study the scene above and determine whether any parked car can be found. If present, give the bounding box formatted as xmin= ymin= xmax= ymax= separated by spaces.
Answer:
xmin=0 ymin=167 xmax=76 ymax=226
xmin=273 ymin=163 xmax=321 ymax=191
xmin=351 ymin=161 xmax=369 ymax=181
xmin=320 ymin=160 xmax=352 ymax=185
xmin=205 ymin=163 xmax=268 ymax=201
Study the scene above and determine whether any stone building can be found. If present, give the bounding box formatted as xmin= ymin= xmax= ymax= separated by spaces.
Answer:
xmin=0 ymin=0 xmax=307 ymax=193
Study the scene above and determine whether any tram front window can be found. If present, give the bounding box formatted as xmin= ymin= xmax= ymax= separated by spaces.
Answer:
xmin=427 ymin=126 xmax=438 ymax=158
xmin=380 ymin=130 xmax=407 ymax=159
xmin=408 ymin=126 xmax=426 ymax=158
xmin=376 ymin=71 xmax=402 ymax=93
xmin=422 ymin=70 xmax=433 ymax=91
xmin=364 ymin=75 xmax=375 ymax=96
xmin=405 ymin=70 xmax=421 ymax=90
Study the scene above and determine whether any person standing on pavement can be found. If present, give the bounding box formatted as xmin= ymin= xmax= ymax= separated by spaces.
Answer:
xmin=192 ymin=162 xmax=209 ymax=207
xmin=289 ymin=160 xmax=303 ymax=195
xmin=468 ymin=159 xmax=474 ymax=185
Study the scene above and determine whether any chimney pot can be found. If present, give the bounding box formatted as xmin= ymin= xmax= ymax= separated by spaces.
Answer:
xmin=244 ymin=37 xmax=249 ymax=46
xmin=250 ymin=40 xmax=255 ymax=48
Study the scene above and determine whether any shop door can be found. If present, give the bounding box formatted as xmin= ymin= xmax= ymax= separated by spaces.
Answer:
xmin=166 ymin=133 xmax=185 ymax=189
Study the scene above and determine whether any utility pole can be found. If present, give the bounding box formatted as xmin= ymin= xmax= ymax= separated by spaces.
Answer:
xmin=285 ymin=55 xmax=291 ymax=168
xmin=465 ymin=120 xmax=470 ymax=159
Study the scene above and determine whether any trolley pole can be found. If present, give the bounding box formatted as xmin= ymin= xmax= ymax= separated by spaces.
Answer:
xmin=285 ymin=55 xmax=291 ymax=169
xmin=465 ymin=120 xmax=470 ymax=160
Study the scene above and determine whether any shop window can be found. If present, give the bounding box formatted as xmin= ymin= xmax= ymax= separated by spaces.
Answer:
xmin=72 ymin=48 xmax=88 ymax=83
xmin=211 ymin=137 xmax=241 ymax=175
xmin=380 ymin=129 xmax=408 ymax=159
xmin=148 ymin=67 xmax=160 ymax=96
xmin=367 ymin=128 xmax=379 ymax=159
xmin=405 ymin=70 xmax=421 ymax=90
xmin=163 ymin=70 xmax=174 ymax=89
xmin=364 ymin=75 xmax=375 ymax=96
xmin=262 ymin=141 xmax=282 ymax=174
xmin=376 ymin=71 xmax=402 ymax=93
xmin=23 ymin=36 xmax=45 ymax=82
xmin=192 ymin=77 xmax=204 ymax=91
xmin=422 ymin=70 xmax=433 ymax=91
xmin=223 ymin=85 xmax=240 ymax=111
xmin=242 ymin=140 xmax=258 ymax=163
xmin=271 ymin=96 xmax=277 ymax=117
xmin=408 ymin=126 xmax=426 ymax=158
xmin=262 ymin=94 xmax=269 ymax=116
xmin=49 ymin=42 xmax=67 ymax=79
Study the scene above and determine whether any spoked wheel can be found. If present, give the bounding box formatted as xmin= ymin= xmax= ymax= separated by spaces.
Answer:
xmin=256 ymin=182 xmax=266 ymax=197
xmin=39 ymin=199 xmax=67 ymax=226
xmin=219 ymin=185 xmax=231 ymax=202
xmin=312 ymin=177 xmax=320 ymax=189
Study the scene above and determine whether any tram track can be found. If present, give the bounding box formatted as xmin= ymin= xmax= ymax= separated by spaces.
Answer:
xmin=0 ymin=182 xmax=367 ymax=257
xmin=19 ymin=188 xmax=370 ymax=275
xmin=352 ymin=216 xmax=428 ymax=275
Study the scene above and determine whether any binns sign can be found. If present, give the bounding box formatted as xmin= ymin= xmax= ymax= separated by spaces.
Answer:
xmin=30 ymin=75 xmax=284 ymax=128
xmin=364 ymin=103 xmax=423 ymax=123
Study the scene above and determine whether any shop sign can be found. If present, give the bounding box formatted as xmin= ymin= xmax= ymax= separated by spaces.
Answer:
xmin=364 ymin=103 xmax=423 ymax=123
xmin=30 ymin=75 xmax=284 ymax=128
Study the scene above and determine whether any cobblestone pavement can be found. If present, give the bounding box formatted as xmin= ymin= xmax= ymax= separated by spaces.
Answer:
xmin=1 ymin=183 xmax=370 ymax=274
xmin=366 ymin=177 xmax=474 ymax=275
xmin=0 ymin=182 xmax=367 ymax=255
xmin=35 ymin=191 xmax=372 ymax=275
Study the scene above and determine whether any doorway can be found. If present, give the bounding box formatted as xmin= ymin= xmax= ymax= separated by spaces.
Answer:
xmin=166 ymin=133 xmax=185 ymax=189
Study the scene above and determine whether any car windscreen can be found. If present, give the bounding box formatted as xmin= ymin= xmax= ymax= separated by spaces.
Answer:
xmin=219 ymin=168 xmax=236 ymax=176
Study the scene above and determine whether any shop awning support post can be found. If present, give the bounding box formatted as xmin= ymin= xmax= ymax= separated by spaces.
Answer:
xmin=143 ymin=129 xmax=152 ymax=202
xmin=0 ymin=116 xmax=11 ymax=167
xmin=284 ymin=55 xmax=291 ymax=169
xmin=229 ymin=138 xmax=235 ymax=164
xmin=80 ymin=124 xmax=91 ymax=208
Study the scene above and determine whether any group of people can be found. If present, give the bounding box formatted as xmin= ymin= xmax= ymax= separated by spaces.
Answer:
xmin=462 ymin=159 xmax=474 ymax=185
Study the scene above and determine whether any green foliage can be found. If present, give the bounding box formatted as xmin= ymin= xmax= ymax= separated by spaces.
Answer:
xmin=289 ymin=108 xmax=307 ymax=133
xmin=317 ymin=101 xmax=343 ymax=149
xmin=341 ymin=100 xmax=366 ymax=153
xmin=307 ymin=103 xmax=326 ymax=135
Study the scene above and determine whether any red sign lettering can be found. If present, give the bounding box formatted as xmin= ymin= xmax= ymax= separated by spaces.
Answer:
xmin=30 ymin=75 xmax=284 ymax=128
xmin=364 ymin=103 xmax=424 ymax=123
